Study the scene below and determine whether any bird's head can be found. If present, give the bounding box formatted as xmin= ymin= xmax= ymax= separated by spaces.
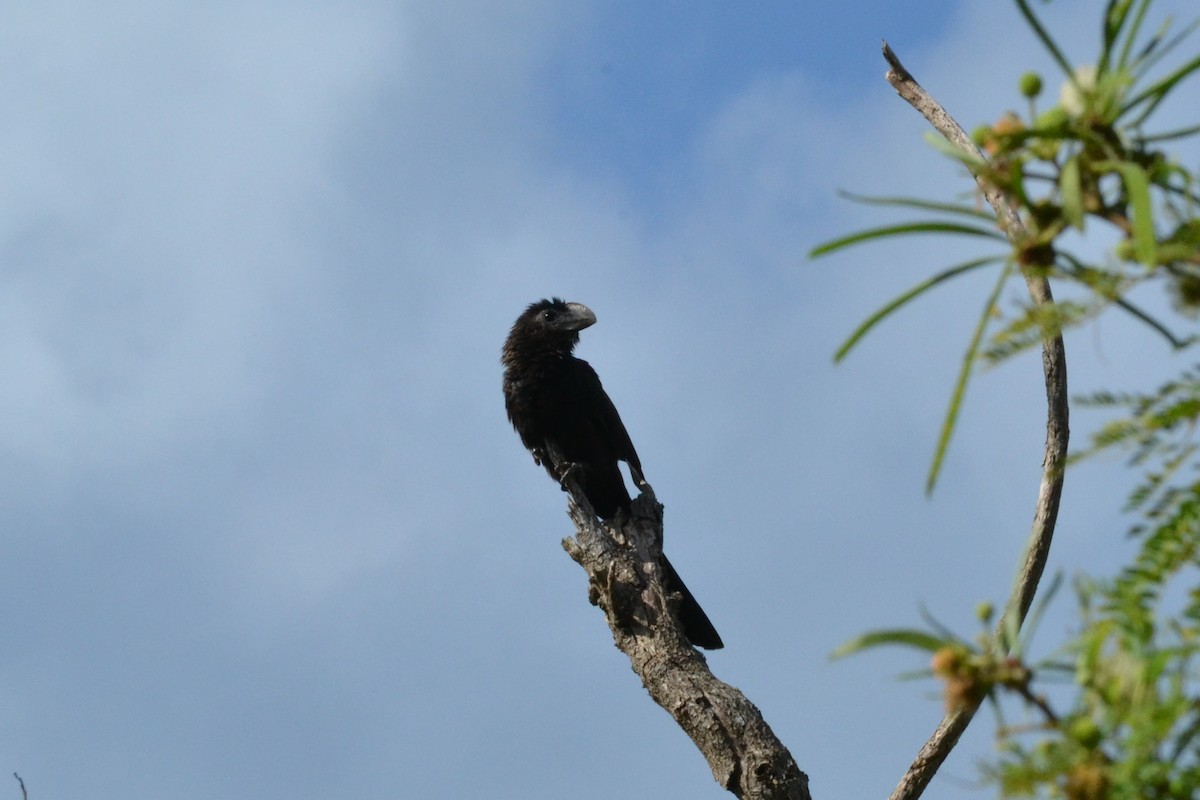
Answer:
xmin=521 ymin=298 xmax=596 ymax=333
xmin=503 ymin=298 xmax=597 ymax=364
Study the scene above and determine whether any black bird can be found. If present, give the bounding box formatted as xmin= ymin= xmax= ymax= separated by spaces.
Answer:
xmin=502 ymin=298 xmax=723 ymax=650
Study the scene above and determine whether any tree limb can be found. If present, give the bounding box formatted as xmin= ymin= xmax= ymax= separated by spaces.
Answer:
xmin=559 ymin=480 xmax=811 ymax=800
xmin=881 ymin=40 xmax=1070 ymax=800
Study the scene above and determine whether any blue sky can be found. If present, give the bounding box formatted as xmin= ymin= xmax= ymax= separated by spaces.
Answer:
xmin=2 ymin=2 xmax=1198 ymax=798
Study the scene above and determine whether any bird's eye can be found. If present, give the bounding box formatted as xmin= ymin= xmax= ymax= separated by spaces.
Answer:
xmin=542 ymin=310 xmax=557 ymax=322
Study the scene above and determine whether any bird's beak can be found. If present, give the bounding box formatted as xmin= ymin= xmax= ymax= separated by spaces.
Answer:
xmin=563 ymin=302 xmax=597 ymax=331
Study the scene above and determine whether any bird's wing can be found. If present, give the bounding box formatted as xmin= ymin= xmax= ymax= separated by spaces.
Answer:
xmin=561 ymin=358 xmax=643 ymax=477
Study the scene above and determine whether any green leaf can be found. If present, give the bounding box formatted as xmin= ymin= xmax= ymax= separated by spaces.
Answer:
xmin=1014 ymin=0 xmax=1075 ymax=78
xmin=1113 ymin=297 xmax=1193 ymax=349
xmin=922 ymin=131 xmax=988 ymax=170
xmin=830 ymin=628 xmax=950 ymax=660
xmin=1140 ymin=121 xmax=1200 ymax=144
xmin=1101 ymin=0 xmax=1134 ymax=74
xmin=927 ymin=260 xmax=1014 ymax=494
xmin=836 ymin=191 xmax=997 ymax=221
xmin=1128 ymin=17 xmax=1200 ymax=83
xmin=1103 ymin=160 xmax=1157 ymax=264
xmin=1055 ymin=251 xmax=1193 ymax=348
xmin=1123 ymin=52 xmax=1200 ymax=124
xmin=1006 ymin=571 xmax=1065 ymax=656
xmin=1114 ymin=0 xmax=1153 ymax=72
xmin=834 ymin=257 xmax=1003 ymax=362
xmin=809 ymin=221 xmax=1005 ymax=258
xmin=1060 ymin=155 xmax=1085 ymax=230
xmin=919 ymin=602 xmax=968 ymax=644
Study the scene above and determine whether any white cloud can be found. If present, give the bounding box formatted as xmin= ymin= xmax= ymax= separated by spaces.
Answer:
xmin=0 ymin=2 xmax=401 ymax=472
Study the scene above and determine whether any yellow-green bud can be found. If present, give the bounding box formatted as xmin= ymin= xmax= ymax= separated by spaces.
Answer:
xmin=1019 ymin=72 xmax=1043 ymax=99
xmin=1069 ymin=717 xmax=1103 ymax=749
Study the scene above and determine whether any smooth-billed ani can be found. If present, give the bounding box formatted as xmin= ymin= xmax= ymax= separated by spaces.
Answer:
xmin=502 ymin=298 xmax=723 ymax=650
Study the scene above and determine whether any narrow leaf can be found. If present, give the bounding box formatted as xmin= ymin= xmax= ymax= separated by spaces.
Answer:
xmin=837 ymin=191 xmax=997 ymax=220
xmin=809 ymin=221 xmax=1005 ymax=258
xmin=1123 ymin=52 xmax=1200 ymax=123
xmin=1057 ymin=251 xmax=1193 ymax=348
xmin=1100 ymin=0 xmax=1133 ymax=73
xmin=927 ymin=261 xmax=1014 ymax=494
xmin=1113 ymin=297 xmax=1193 ymax=348
xmin=1114 ymin=0 xmax=1153 ymax=71
xmin=835 ymin=257 xmax=1002 ymax=362
xmin=1105 ymin=160 xmax=1157 ymax=264
xmin=1141 ymin=122 xmax=1200 ymax=144
xmin=1007 ymin=571 xmax=1064 ymax=656
xmin=1129 ymin=17 xmax=1200 ymax=82
xmin=922 ymin=131 xmax=988 ymax=169
xmin=1014 ymin=0 xmax=1076 ymax=78
xmin=830 ymin=628 xmax=949 ymax=660
xmin=918 ymin=603 xmax=968 ymax=644
xmin=1060 ymin=155 xmax=1085 ymax=230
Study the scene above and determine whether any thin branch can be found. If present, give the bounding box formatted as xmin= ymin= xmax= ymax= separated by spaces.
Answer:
xmin=12 ymin=774 xmax=26 ymax=800
xmin=559 ymin=477 xmax=811 ymax=800
xmin=1015 ymin=684 xmax=1060 ymax=726
xmin=881 ymin=40 xmax=1070 ymax=800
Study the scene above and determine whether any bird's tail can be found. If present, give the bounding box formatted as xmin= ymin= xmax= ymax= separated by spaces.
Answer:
xmin=660 ymin=555 xmax=724 ymax=650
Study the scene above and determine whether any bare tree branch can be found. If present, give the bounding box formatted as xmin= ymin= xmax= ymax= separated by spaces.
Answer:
xmin=880 ymin=40 xmax=1070 ymax=800
xmin=559 ymin=479 xmax=811 ymax=800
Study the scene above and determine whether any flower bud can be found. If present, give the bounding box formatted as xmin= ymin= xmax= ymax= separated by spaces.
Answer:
xmin=1019 ymin=72 xmax=1043 ymax=99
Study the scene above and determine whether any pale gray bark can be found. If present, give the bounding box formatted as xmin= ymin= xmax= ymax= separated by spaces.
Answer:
xmin=560 ymin=481 xmax=811 ymax=800
xmin=881 ymin=41 xmax=1069 ymax=800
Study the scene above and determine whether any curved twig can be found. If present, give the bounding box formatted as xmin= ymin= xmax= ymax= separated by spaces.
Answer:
xmin=881 ymin=41 xmax=1070 ymax=800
